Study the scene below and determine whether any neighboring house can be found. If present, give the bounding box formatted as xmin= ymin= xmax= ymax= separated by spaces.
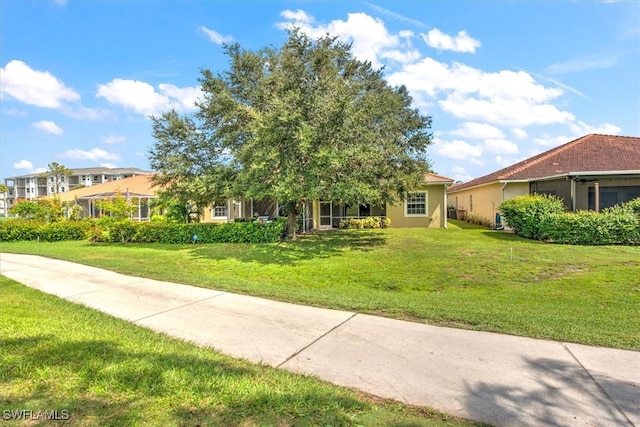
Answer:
xmin=3 ymin=167 xmax=154 ymax=210
xmin=448 ymin=134 xmax=640 ymax=225
xmin=55 ymin=174 xmax=158 ymax=221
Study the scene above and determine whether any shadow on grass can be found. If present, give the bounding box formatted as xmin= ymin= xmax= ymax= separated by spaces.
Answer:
xmin=0 ymin=334 xmax=371 ymax=426
xmin=185 ymin=229 xmax=388 ymax=266
xmin=463 ymin=356 xmax=635 ymax=426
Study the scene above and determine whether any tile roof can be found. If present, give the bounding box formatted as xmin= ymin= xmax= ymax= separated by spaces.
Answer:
xmin=424 ymin=172 xmax=455 ymax=184
xmin=449 ymin=134 xmax=640 ymax=192
xmin=55 ymin=174 xmax=158 ymax=202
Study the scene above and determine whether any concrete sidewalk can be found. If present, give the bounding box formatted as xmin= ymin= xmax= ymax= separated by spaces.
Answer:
xmin=1 ymin=252 xmax=638 ymax=426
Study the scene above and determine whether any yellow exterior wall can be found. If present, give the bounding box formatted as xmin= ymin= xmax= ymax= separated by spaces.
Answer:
xmin=449 ymin=182 xmax=529 ymax=224
xmin=385 ymin=184 xmax=447 ymax=228
xmin=308 ymin=184 xmax=449 ymax=229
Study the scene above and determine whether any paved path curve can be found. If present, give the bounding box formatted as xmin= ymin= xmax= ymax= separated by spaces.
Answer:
xmin=1 ymin=253 xmax=638 ymax=426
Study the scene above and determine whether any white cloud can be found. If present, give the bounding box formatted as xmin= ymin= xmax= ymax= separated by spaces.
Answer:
xmin=569 ymin=120 xmax=621 ymax=136
xmin=277 ymin=11 xmax=418 ymax=68
xmin=0 ymin=60 xmax=79 ymax=108
xmin=511 ymin=128 xmax=528 ymax=139
xmin=100 ymin=162 xmax=118 ymax=168
xmin=421 ymin=28 xmax=480 ymax=53
xmin=13 ymin=160 xmax=34 ymax=170
xmin=102 ymin=134 xmax=126 ymax=144
xmin=97 ymin=79 xmax=201 ymax=116
xmin=199 ymin=26 xmax=232 ymax=45
xmin=450 ymin=165 xmax=473 ymax=182
xmin=32 ymin=120 xmax=64 ymax=136
xmin=158 ymin=84 xmax=202 ymax=111
xmin=439 ymin=94 xmax=574 ymax=127
xmin=279 ymin=9 xmax=315 ymax=24
xmin=62 ymin=148 xmax=121 ymax=162
xmin=533 ymin=120 xmax=622 ymax=147
xmin=388 ymin=59 xmax=573 ymax=127
xmin=450 ymin=122 xmax=504 ymax=140
xmin=433 ymin=137 xmax=483 ymax=162
xmin=483 ymin=138 xmax=519 ymax=155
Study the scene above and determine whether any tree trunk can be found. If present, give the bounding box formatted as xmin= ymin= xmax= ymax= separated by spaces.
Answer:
xmin=286 ymin=206 xmax=299 ymax=240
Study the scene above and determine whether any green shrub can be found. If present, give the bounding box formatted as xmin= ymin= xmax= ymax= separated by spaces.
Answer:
xmin=339 ymin=217 xmax=390 ymax=229
xmin=529 ymin=197 xmax=640 ymax=246
xmin=499 ymin=194 xmax=565 ymax=239
xmin=0 ymin=220 xmax=90 ymax=242
xmin=539 ymin=209 xmax=639 ymax=245
xmin=130 ymin=218 xmax=287 ymax=244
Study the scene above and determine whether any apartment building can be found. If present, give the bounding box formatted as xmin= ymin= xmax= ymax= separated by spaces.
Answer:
xmin=3 ymin=167 xmax=153 ymax=212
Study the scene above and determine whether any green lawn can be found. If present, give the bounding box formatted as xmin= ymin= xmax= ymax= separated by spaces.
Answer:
xmin=1 ymin=276 xmax=472 ymax=426
xmin=2 ymin=220 xmax=639 ymax=349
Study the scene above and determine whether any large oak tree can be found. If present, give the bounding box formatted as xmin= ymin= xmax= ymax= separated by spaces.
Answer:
xmin=149 ymin=29 xmax=433 ymax=237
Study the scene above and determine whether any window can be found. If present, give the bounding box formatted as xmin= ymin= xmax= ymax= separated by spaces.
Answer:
xmin=213 ymin=205 xmax=228 ymax=218
xmin=469 ymin=195 xmax=473 ymax=213
xmin=50 ymin=187 xmax=55 ymax=193
xmin=50 ymin=177 xmax=54 ymax=182
xmin=405 ymin=192 xmax=427 ymax=216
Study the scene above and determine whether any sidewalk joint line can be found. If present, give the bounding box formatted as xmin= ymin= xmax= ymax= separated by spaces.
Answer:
xmin=132 ymin=293 xmax=226 ymax=323
xmin=276 ymin=313 xmax=358 ymax=369
xmin=562 ymin=344 xmax=634 ymax=426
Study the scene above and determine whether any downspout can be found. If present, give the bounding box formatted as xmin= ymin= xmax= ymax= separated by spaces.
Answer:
xmin=443 ymin=185 xmax=448 ymax=229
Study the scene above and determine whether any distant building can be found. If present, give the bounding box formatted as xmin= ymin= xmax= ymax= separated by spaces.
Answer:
xmin=2 ymin=167 xmax=153 ymax=213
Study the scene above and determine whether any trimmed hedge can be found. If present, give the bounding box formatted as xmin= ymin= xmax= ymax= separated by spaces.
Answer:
xmin=2 ymin=218 xmax=287 ymax=244
xmin=339 ymin=217 xmax=391 ymax=229
xmin=500 ymin=195 xmax=640 ymax=246
xmin=89 ymin=218 xmax=288 ymax=244
xmin=0 ymin=220 xmax=91 ymax=242
xmin=539 ymin=209 xmax=640 ymax=245
xmin=499 ymin=194 xmax=565 ymax=239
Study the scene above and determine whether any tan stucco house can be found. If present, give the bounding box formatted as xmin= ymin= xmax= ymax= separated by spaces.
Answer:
xmin=447 ymin=134 xmax=640 ymax=226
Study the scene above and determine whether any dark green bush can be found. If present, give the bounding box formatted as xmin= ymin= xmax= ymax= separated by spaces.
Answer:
xmin=539 ymin=210 xmax=639 ymax=245
xmin=131 ymin=218 xmax=287 ymax=244
xmin=499 ymin=194 xmax=565 ymax=239
xmin=508 ymin=196 xmax=640 ymax=246
xmin=0 ymin=220 xmax=90 ymax=242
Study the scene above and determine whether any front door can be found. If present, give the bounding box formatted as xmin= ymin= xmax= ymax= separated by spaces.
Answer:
xmin=319 ymin=201 xmax=332 ymax=228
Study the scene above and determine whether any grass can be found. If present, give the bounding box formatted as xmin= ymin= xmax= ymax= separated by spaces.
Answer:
xmin=2 ymin=220 xmax=639 ymax=350
xmin=0 ymin=276 xmax=474 ymax=426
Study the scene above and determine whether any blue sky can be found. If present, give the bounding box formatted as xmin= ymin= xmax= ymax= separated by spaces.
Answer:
xmin=2 ymin=1 xmax=639 ymax=183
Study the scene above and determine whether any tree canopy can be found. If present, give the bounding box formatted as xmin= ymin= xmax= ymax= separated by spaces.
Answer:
xmin=149 ymin=29 xmax=433 ymax=237
xmin=41 ymin=162 xmax=73 ymax=194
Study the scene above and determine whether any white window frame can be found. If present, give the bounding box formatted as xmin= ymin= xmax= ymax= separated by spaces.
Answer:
xmin=405 ymin=191 xmax=428 ymax=217
xmin=212 ymin=204 xmax=228 ymax=219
